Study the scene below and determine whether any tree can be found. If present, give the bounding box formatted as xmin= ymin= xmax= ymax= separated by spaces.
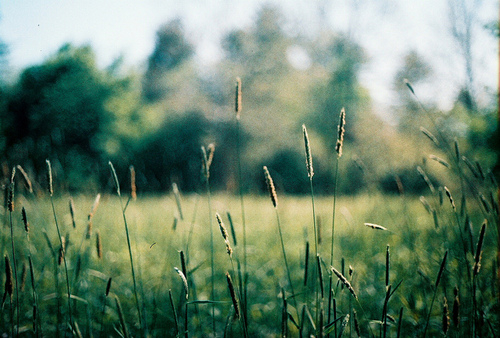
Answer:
xmin=142 ymin=19 xmax=194 ymax=102
xmin=3 ymin=44 xmax=134 ymax=190
xmin=448 ymin=0 xmax=481 ymax=110
xmin=310 ymin=34 xmax=366 ymax=150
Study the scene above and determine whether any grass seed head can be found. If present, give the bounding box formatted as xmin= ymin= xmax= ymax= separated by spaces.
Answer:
xmin=88 ymin=193 xmax=101 ymax=220
xmin=454 ymin=139 xmax=460 ymax=160
xmin=420 ymin=127 xmax=440 ymax=147
xmin=16 ymin=165 xmax=32 ymax=193
xmin=201 ymin=144 xmax=216 ymax=179
xmin=453 ymin=287 xmax=460 ymax=327
xmin=404 ymin=78 xmax=415 ymax=95
xmin=335 ymin=108 xmax=346 ymax=157
xmin=69 ymin=198 xmax=76 ymax=228
xmin=473 ymin=220 xmax=486 ymax=275
xmin=58 ymin=236 xmax=66 ymax=265
xmin=235 ymin=77 xmax=242 ymax=119
xmin=108 ymin=161 xmax=121 ymax=196
xmin=429 ymin=155 xmax=450 ymax=168
xmin=22 ymin=206 xmax=29 ymax=232
xmin=302 ymin=124 xmax=314 ymax=178
xmin=46 ymin=160 xmax=53 ymax=196
xmin=417 ymin=166 xmax=435 ymax=193
xmin=444 ymin=186 xmax=456 ymax=211
xmin=130 ymin=165 xmax=137 ymax=200
xmin=86 ymin=220 xmax=93 ymax=239
xmin=175 ymin=267 xmax=189 ymax=300
xmin=442 ymin=297 xmax=450 ymax=334
xmin=263 ymin=166 xmax=278 ymax=208
xmin=7 ymin=167 xmax=15 ymax=212
xmin=216 ymin=213 xmax=233 ymax=256
xmin=226 ymin=272 xmax=240 ymax=319
xmin=331 ymin=266 xmax=358 ymax=300
xmin=364 ymin=223 xmax=388 ymax=231
xmin=105 ymin=277 xmax=112 ymax=297
xmin=96 ymin=230 xmax=103 ymax=259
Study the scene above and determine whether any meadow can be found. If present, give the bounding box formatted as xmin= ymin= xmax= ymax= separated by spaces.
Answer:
xmin=1 ymin=131 xmax=498 ymax=337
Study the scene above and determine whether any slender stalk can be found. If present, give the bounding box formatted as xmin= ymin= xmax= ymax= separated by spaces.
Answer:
xmin=168 ymin=289 xmax=180 ymax=337
xmin=303 ymin=124 xmax=320 ymax=328
xmin=201 ymin=146 xmax=216 ymax=333
xmin=46 ymin=160 xmax=73 ymax=332
xmin=328 ymin=157 xmax=340 ymax=329
xmin=236 ymin=114 xmax=248 ymax=326
xmin=217 ymin=213 xmax=248 ymax=337
xmin=423 ymin=251 xmax=448 ymax=337
xmin=328 ymin=109 xmax=345 ymax=335
xmin=100 ymin=277 xmax=112 ymax=337
xmin=397 ymin=307 xmax=404 ymax=338
xmin=9 ymin=190 xmax=20 ymax=336
xmin=274 ymin=208 xmax=299 ymax=324
xmin=108 ymin=162 xmax=142 ymax=332
xmin=234 ymin=77 xmax=248 ymax=329
xmin=263 ymin=166 xmax=300 ymax=329
xmin=24 ymin=207 xmax=41 ymax=336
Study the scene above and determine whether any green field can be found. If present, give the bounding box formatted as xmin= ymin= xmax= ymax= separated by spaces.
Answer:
xmin=1 ymin=174 xmax=497 ymax=336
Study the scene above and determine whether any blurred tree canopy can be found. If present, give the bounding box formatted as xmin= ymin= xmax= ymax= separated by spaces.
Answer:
xmin=2 ymin=44 xmax=139 ymax=191
xmin=0 ymin=5 xmax=496 ymax=195
xmin=143 ymin=19 xmax=194 ymax=102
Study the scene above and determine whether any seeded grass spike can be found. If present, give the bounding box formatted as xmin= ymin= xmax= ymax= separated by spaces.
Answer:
xmin=420 ymin=127 xmax=440 ymax=147
xmin=175 ymin=267 xmax=189 ymax=300
xmin=69 ymin=198 xmax=76 ymax=228
xmin=96 ymin=230 xmax=103 ymax=259
xmin=216 ymin=213 xmax=233 ymax=257
xmin=226 ymin=272 xmax=240 ymax=319
xmin=22 ymin=207 xmax=29 ymax=232
xmin=336 ymin=108 xmax=346 ymax=157
xmin=442 ymin=297 xmax=450 ymax=335
xmin=16 ymin=165 xmax=33 ymax=193
xmin=444 ymin=186 xmax=456 ymax=211
xmin=235 ymin=77 xmax=242 ymax=119
xmin=473 ymin=220 xmax=486 ymax=275
xmin=331 ymin=267 xmax=358 ymax=300
xmin=263 ymin=166 xmax=278 ymax=208
xmin=364 ymin=223 xmax=388 ymax=231
xmin=108 ymin=161 xmax=142 ymax=331
xmin=130 ymin=165 xmax=137 ymax=200
xmin=89 ymin=193 xmax=101 ymax=220
xmin=429 ymin=155 xmax=451 ymax=168
xmin=302 ymin=125 xmax=314 ymax=178
xmin=46 ymin=159 xmax=73 ymax=329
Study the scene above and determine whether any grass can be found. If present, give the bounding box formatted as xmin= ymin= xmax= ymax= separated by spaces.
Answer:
xmin=1 ymin=183 xmax=496 ymax=336
xmin=0 ymin=89 xmax=498 ymax=335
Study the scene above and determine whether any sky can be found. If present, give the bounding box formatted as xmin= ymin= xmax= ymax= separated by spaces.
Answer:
xmin=0 ymin=0 xmax=498 ymax=114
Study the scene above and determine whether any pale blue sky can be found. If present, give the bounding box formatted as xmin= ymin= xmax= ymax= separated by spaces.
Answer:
xmin=0 ymin=0 xmax=497 ymax=112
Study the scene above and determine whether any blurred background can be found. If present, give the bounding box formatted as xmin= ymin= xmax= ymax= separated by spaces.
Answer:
xmin=0 ymin=0 xmax=497 ymax=195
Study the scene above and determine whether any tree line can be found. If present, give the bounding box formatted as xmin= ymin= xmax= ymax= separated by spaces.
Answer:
xmin=0 ymin=5 xmax=497 ymax=195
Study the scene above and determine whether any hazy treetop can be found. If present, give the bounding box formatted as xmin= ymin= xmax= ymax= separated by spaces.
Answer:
xmin=0 ymin=0 xmax=497 ymax=112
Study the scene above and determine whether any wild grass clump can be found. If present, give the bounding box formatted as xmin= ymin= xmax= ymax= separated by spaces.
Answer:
xmin=0 ymin=79 xmax=497 ymax=337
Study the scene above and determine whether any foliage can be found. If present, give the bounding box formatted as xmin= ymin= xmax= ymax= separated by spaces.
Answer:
xmin=1 ymin=44 xmax=139 ymax=191
xmin=0 ymin=5 xmax=496 ymax=195
xmin=310 ymin=34 xmax=366 ymax=149
xmin=143 ymin=19 xmax=194 ymax=102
